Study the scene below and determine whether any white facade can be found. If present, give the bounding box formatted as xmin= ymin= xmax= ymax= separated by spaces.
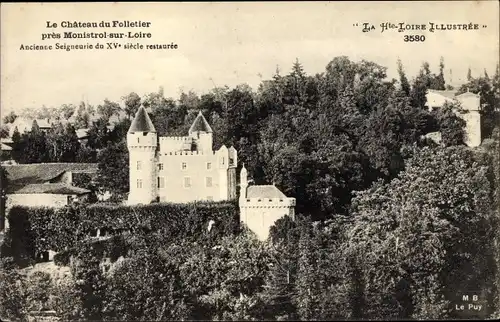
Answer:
xmin=127 ymin=108 xmax=237 ymax=205
xmin=425 ymin=90 xmax=482 ymax=147
xmin=238 ymin=165 xmax=296 ymax=241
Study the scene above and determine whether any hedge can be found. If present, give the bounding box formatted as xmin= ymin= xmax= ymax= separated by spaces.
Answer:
xmin=3 ymin=201 xmax=240 ymax=263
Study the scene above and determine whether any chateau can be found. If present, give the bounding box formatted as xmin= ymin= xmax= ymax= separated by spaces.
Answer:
xmin=127 ymin=107 xmax=295 ymax=240
xmin=127 ymin=107 xmax=237 ymax=204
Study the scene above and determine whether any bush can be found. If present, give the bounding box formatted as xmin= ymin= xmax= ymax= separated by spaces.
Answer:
xmin=5 ymin=201 xmax=240 ymax=263
xmin=53 ymin=251 xmax=71 ymax=266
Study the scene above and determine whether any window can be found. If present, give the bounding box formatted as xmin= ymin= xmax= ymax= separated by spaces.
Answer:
xmin=137 ymin=179 xmax=143 ymax=189
xmin=137 ymin=137 xmax=140 ymax=143
xmin=136 ymin=161 xmax=142 ymax=170
xmin=206 ymin=162 xmax=212 ymax=170
xmin=206 ymin=177 xmax=213 ymax=187
xmin=221 ymin=157 xmax=225 ymax=165
xmin=158 ymin=163 xmax=164 ymax=171
xmin=184 ymin=177 xmax=191 ymax=188
xmin=181 ymin=162 xmax=187 ymax=170
xmin=158 ymin=177 xmax=165 ymax=189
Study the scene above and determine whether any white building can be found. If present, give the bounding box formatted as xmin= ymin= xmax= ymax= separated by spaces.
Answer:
xmin=425 ymin=89 xmax=482 ymax=147
xmin=127 ymin=106 xmax=237 ymax=204
xmin=238 ymin=164 xmax=296 ymax=241
xmin=127 ymin=106 xmax=296 ymax=240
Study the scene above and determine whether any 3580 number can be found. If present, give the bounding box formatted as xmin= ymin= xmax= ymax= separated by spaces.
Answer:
xmin=404 ymin=35 xmax=426 ymax=42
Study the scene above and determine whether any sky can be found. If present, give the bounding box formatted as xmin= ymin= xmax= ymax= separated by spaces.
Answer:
xmin=1 ymin=1 xmax=499 ymax=114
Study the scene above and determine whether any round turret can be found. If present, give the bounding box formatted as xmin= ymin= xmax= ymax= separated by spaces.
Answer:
xmin=127 ymin=106 xmax=158 ymax=205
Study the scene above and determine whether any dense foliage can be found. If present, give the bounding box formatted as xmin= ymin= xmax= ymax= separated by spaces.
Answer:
xmin=3 ymin=201 xmax=239 ymax=264
xmin=1 ymin=57 xmax=499 ymax=321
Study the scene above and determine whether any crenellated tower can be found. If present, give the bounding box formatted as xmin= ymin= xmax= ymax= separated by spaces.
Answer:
xmin=127 ymin=106 xmax=158 ymax=205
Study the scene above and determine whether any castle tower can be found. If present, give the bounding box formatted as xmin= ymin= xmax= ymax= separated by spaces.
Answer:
xmin=127 ymin=106 xmax=158 ymax=205
xmin=189 ymin=111 xmax=213 ymax=154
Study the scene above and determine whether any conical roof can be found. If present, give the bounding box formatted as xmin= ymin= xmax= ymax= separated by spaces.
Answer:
xmin=128 ymin=106 xmax=156 ymax=133
xmin=189 ymin=111 xmax=213 ymax=134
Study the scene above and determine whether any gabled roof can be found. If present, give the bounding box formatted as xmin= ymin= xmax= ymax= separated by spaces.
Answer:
xmin=13 ymin=183 xmax=90 ymax=195
xmin=3 ymin=163 xmax=98 ymax=191
xmin=189 ymin=111 xmax=213 ymax=133
xmin=128 ymin=106 xmax=156 ymax=133
xmin=247 ymin=185 xmax=287 ymax=199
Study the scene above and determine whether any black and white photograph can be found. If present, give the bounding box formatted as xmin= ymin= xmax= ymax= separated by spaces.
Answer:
xmin=0 ymin=1 xmax=499 ymax=320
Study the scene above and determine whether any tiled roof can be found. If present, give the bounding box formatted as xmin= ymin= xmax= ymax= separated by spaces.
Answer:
xmin=13 ymin=183 xmax=90 ymax=195
xmin=3 ymin=163 xmax=98 ymax=190
xmin=128 ymin=106 xmax=156 ymax=133
xmin=247 ymin=185 xmax=287 ymax=199
xmin=189 ymin=112 xmax=213 ymax=133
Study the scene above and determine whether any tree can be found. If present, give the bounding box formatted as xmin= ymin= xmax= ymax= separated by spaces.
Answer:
xmin=122 ymin=92 xmax=141 ymax=119
xmin=431 ymin=57 xmax=446 ymax=90
xmin=178 ymin=90 xmax=200 ymax=110
xmin=75 ymin=102 xmax=91 ymax=129
xmin=97 ymin=99 xmax=121 ymax=122
xmin=59 ymin=123 xmax=81 ymax=162
xmin=11 ymin=127 xmax=26 ymax=163
xmin=0 ymin=125 xmax=9 ymax=138
xmin=2 ymin=111 xmax=17 ymax=124
xmin=347 ymin=145 xmax=496 ymax=319
xmin=59 ymin=104 xmax=76 ymax=120
xmin=87 ymin=118 xmax=111 ymax=150
xmin=467 ymin=67 xmax=472 ymax=81
xmin=25 ymin=120 xmax=49 ymax=163
xmin=410 ymin=62 xmax=434 ymax=109
xmin=0 ymin=166 xmax=7 ymax=231
xmin=95 ymin=141 xmax=129 ymax=198
xmin=397 ymin=59 xmax=411 ymax=96
xmin=0 ymin=260 xmax=27 ymax=321
xmin=46 ymin=121 xmax=65 ymax=162
xmin=262 ymin=216 xmax=301 ymax=320
xmin=434 ymin=101 xmax=466 ymax=147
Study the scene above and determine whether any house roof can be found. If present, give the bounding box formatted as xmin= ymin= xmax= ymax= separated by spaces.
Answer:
xmin=189 ymin=111 xmax=213 ymax=133
xmin=12 ymin=117 xmax=52 ymax=129
xmin=456 ymin=91 xmax=480 ymax=98
xmin=427 ymin=89 xmax=458 ymax=99
xmin=128 ymin=106 xmax=156 ymax=133
xmin=13 ymin=183 xmax=90 ymax=195
xmin=3 ymin=163 xmax=98 ymax=191
xmin=246 ymin=185 xmax=287 ymax=199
